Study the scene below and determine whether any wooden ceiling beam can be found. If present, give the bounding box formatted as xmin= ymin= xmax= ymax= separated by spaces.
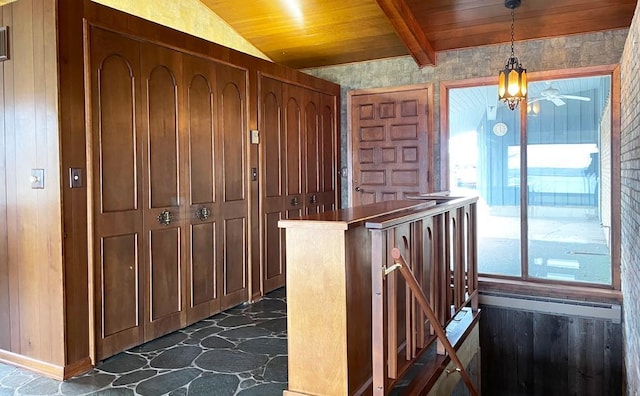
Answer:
xmin=375 ymin=0 xmax=436 ymax=67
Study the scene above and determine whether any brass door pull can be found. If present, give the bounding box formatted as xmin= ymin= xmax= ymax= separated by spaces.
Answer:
xmin=157 ymin=209 xmax=173 ymax=225
xmin=290 ymin=197 xmax=300 ymax=206
xmin=196 ymin=207 xmax=211 ymax=221
xmin=309 ymin=194 xmax=317 ymax=204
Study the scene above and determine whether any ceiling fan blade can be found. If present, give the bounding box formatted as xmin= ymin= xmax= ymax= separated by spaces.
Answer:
xmin=528 ymin=97 xmax=543 ymax=103
xmin=559 ymin=95 xmax=591 ymax=102
xmin=551 ymin=97 xmax=566 ymax=106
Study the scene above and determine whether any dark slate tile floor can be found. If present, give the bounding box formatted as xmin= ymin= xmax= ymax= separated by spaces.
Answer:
xmin=0 ymin=288 xmax=288 ymax=396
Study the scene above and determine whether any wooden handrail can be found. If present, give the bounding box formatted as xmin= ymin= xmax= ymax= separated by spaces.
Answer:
xmin=390 ymin=247 xmax=479 ymax=396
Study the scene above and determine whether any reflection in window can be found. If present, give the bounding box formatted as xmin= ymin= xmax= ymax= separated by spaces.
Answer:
xmin=448 ymin=74 xmax=612 ymax=285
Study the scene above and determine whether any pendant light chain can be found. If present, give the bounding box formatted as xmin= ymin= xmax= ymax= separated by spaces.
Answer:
xmin=510 ymin=8 xmax=515 ymax=57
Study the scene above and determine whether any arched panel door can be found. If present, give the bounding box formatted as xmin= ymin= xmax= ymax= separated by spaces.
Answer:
xmin=260 ymin=76 xmax=286 ymax=294
xmin=89 ymin=27 xmax=143 ymax=360
xmin=320 ymin=93 xmax=338 ymax=212
xmin=304 ymin=91 xmax=321 ymax=215
xmin=140 ymin=43 xmax=186 ymax=341
xmin=284 ymin=84 xmax=304 ymax=220
xmin=182 ymin=54 xmax=221 ymax=324
xmin=217 ymin=64 xmax=249 ymax=309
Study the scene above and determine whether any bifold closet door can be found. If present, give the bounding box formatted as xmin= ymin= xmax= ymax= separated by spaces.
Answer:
xmin=302 ymin=90 xmax=337 ymax=215
xmin=182 ymin=55 xmax=249 ymax=320
xmin=215 ymin=63 xmax=249 ymax=309
xmin=319 ymin=93 xmax=337 ymax=213
xmin=283 ymin=83 xmax=304 ymax=221
xmin=260 ymin=76 xmax=286 ymax=293
xmin=90 ymin=28 xmax=144 ymax=360
xmin=140 ymin=43 xmax=186 ymax=341
xmin=182 ymin=54 xmax=221 ymax=323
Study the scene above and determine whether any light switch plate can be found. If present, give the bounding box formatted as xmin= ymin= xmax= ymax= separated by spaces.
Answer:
xmin=31 ymin=168 xmax=44 ymax=189
xmin=250 ymin=129 xmax=260 ymax=144
xmin=69 ymin=168 xmax=83 ymax=188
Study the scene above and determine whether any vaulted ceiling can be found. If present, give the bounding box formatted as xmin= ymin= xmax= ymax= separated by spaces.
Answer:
xmin=199 ymin=0 xmax=636 ymax=69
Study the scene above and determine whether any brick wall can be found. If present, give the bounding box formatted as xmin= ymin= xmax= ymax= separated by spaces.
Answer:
xmin=620 ymin=3 xmax=640 ymax=393
xmin=304 ymin=30 xmax=627 ymax=204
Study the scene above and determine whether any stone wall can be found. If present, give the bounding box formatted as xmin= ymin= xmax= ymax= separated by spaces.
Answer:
xmin=303 ymin=30 xmax=628 ymax=204
xmin=620 ymin=2 xmax=640 ymax=393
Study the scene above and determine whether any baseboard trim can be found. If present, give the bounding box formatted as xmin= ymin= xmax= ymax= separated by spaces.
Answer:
xmin=0 ymin=349 xmax=93 ymax=380
xmin=63 ymin=356 xmax=93 ymax=379
xmin=0 ymin=349 xmax=64 ymax=380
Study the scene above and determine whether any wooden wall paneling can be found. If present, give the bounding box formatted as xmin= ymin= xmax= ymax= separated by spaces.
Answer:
xmin=479 ymin=305 xmax=622 ymax=395
xmin=260 ymin=76 xmax=286 ymax=294
xmin=140 ymin=42 xmax=186 ymax=341
xmin=34 ymin=0 xmax=65 ymax=365
xmin=2 ymin=1 xmax=19 ymax=356
xmin=182 ymin=53 xmax=221 ymax=323
xmin=0 ymin=2 xmax=9 ymax=353
xmin=216 ymin=63 xmax=249 ymax=309
xmin=604 ymin=319 xmax=623 ymax=393
xmin=569 ymin=318 xmax=605 ymax=395
xmin=533 ymin=311 xmax=570 ymax=394
xmin=57 ymin=0 xmax=90 ymax=370
xmin=0 ymin=0 xmax=65 ymax=367
xmin=89 ymin=28 xmax=144 ymax=360
xmin=344 ymin=224 xmax=374 ymax=394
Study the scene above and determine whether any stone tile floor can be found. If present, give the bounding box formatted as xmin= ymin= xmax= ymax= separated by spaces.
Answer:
xmin=0 ymin=288 xmax=287 ymax=396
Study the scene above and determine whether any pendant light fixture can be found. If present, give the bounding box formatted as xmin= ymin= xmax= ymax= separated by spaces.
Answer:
xmin=498 ymin=0 xmax=527 ymax=110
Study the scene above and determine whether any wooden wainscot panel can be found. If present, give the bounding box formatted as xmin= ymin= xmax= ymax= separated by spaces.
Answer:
xmin=0 ymin=0 xmax=67 ymax=375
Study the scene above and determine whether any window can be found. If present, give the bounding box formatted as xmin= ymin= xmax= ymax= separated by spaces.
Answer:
xmin=446 ymin=71 xmax=618 ymax=287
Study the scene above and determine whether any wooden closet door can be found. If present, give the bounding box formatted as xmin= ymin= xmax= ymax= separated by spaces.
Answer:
xmin=283 ymin=83 xmax=304 ymax=220
xmin=216 ymin=64 xmax=249 ymax=309
xmin=140 ymin=43 xmax=186 ymax=341
xmin=320 ymin=93 xmax=338 ymax=213
xmin=302 ymin=89 xmax=338 ymax=215
xmin=89 ymin=28 xmax=144 ymax=360
xmin=182 ymin=54 xmax=221 ymax=323
xmin=260 ymin=76 xmax=286 ymax=293
xmin=304 ymin=89 xmax=321 ymax=215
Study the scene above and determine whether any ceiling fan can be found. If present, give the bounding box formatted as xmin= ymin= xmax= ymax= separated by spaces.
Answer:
xmin=529 ymin=85 xmax=591 ymax=106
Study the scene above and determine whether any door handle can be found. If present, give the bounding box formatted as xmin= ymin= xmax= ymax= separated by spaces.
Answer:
xmin=157 ymin=209 xmax=173 ymax=226
xmin=355 ymin=186 xmax=362 ymax=192
xmin=290 ymin=197 xmax=300 ymax=206
xmin=196 ymin=207 xmax=211 ymax=221
xmin=309 ymin=194 xmax=317 ymax=204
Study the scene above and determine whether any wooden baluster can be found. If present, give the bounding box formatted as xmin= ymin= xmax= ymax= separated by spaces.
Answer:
xmin=371 ymin=230 xmax=387 ymax=396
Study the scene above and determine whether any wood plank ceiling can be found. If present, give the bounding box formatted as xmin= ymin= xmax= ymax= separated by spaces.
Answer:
xmin=199 ymin=0 xmax=636 ymax=69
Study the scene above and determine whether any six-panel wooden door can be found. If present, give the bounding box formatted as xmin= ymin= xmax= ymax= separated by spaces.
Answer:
xmin=90 ymin=27 xmax=250 ymax=360
xmin=259 ymin=76 xmax=337 ymax=293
